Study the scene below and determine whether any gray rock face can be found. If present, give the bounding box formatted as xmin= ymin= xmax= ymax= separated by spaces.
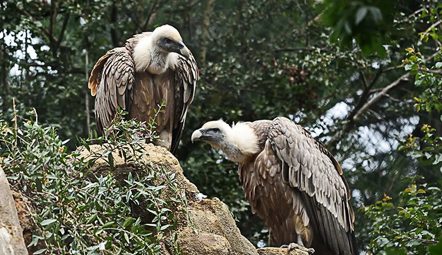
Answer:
xmin=0 ymin=167 xmax=27 ymax=255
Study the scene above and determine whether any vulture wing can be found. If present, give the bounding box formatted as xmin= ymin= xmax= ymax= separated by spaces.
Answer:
xmin=88 ymin=48 xmax=135 ymax=133
xmin=268 ymin=117 xmax=356 ymax=255
xmin=169 ymin=52 xmax=198 ymax=153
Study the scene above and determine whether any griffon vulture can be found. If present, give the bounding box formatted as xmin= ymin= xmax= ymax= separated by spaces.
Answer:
xmin=191 ymin=117 xmax=356 ymax=255
xmin=88 ymin=24 xmax=198 ymax=152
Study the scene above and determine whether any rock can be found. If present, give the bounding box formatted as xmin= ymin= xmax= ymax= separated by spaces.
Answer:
xmin=0 ymin=166 xmax=28 ymax=255
xmin=187 ymin=198 xmax=258 ymax=255
xmin=76 ymin=143 xmax=199 ymax=193
xmin=12 ymin=191 xmax=35 ymax=253
xmin=258 ymin=247 xmax=309 ymax=255
xmin=177 ymin=227 xmax=231 ymax=255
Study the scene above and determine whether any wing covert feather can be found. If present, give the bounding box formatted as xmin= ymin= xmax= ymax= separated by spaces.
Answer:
xmin=88 ymin=48 xmax=135 ymax=132
xmin=169 ymin=52 xmax=198 ymax=153
xmin=268 ymin=117 xmax=356 ymax=255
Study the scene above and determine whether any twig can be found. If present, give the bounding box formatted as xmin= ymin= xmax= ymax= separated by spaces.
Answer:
xmin=33 ymin=108 xmax=38 ymax=123
xmin=274 ymin=47 xmax=327 ymax=52
xmin=422 ymin=20 xmax=442 ymax=35
xmin=12 ymin=97 xmax=17 ymax=147
xmin=419 ymin=68 xmax=442 ymax=75
xmin=359 ymin=70 xmax=369 ymax=89
xmin=85 ymin=50 xmax=91 ymax=136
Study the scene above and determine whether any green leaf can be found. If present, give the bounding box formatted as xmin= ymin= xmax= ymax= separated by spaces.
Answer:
xmin=385 ymin=247 xmax=407 ymax=255
xmin=40 ymin=219 xmax=57 ymax=226
xmin=429 ymin=236 xmax=442 ymax=255
xmin=433 ymin=154 xmax=442 ymax=165
xmin=355 ymin=7 xmax=368 ymax=25
xmin=33 ymin=249 xmax=47 ymax=255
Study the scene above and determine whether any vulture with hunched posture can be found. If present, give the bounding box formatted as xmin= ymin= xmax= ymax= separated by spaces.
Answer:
xmin=191 ymin=117 xmax=356 ymax=255
xmin=88 ymin=24 xmax=198 ymax=152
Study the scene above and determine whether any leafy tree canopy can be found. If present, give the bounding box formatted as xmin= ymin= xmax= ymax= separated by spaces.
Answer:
xmin=0 ymin=0 xmax=441 ymax=253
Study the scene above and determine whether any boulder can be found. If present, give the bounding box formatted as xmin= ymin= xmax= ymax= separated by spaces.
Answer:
xmin=0 ymin=166 xmax=28 ymax=255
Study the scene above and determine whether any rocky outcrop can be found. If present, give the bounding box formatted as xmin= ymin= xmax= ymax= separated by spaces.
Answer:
xmin=0 ymin=167 xmax=27 ymax=255
xmin=7 ymin=142 xmax=308 ymax=255
xmin=77 ymin=143 xmax=259 ymax=255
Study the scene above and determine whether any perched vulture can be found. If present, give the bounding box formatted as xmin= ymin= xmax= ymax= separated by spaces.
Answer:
xmin=191 ymin=117 xmax=356 ymax=255
xmin=88 ymin=24 xmax=198 ymax=152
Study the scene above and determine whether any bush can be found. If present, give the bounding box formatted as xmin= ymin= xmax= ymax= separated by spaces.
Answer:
xmin=364 ymin=182 xmax=441 ymax=254
xmin=0 ymin=110 xmax=185 ymax=254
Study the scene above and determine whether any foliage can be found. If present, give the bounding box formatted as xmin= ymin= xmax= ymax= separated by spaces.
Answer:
xmin=405 ymin=47 xmax=442 ymax=113
xmin=1 ymin=0 xmax=442 ymax=253
xmin=0 ymin=110 xmax=185 ymax=254
xmin=361 ymin=2 xmax=442 ymax=254
xmin=321 ymin=0 xmax=395 ymax=56
xmin=364 ymin=182 xmax=441 ymax=254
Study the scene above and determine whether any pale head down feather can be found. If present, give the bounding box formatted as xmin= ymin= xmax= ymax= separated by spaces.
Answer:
xmin=133 ymin=24 xmax=182 ymax=73
xmin=201 ymin=120 xmax=260 ymax=155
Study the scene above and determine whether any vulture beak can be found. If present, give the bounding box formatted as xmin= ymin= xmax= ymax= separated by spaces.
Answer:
xmin=178 ymin=43 xmax=191 ymax=59
xmin=191 ymin=128 xmax=223 ymax=144
xmin=191 ymin=129 xmax=203 ymax=143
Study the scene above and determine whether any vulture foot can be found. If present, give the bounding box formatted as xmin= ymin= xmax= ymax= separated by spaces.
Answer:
xmin=281 ymin=243 xmax=315 ymax=254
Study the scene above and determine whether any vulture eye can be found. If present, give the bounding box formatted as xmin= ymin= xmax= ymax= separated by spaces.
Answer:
xmin=163 ymin=38 xmax=174 ymax=44
xmin=206 ymin=128 xmax=220 ymax=133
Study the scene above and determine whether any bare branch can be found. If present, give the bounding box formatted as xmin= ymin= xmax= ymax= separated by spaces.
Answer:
xmin=55 ymin=14 xmax=70 ymax=52
xmin=419 ymin=68 xmax=442 ymax=75
xmin=352 ymin=73 xmax=410 ymax=121
xmin=359 ymin=70 xmax=368 ymax=89
xmin=200 ymin=0 xmax=215 ymax=65
xmin=141 ymin=0 xmax=159 ymax=32
xmin=327 ymin=51 xmax=438 ymax=149
xmin=274 ymin=47 xmax=327 ymax=53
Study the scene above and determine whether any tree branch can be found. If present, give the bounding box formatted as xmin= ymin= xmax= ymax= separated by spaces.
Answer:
xmin=200 ymin=0 xmax=215 ymax=65
xmin=327 ymin=51 xmax=439 ymax=149
xmin=141 ymin=0 xmax=159 ymax=32
xmin=110 ymin=1 xmax=119 ymax=47
xmin=346 ymin=68 xmax=383 ymax=122
xmin=55 ymin=13 xmax=70 ymax=53
xmin=352 ymin=73 xmax=410 ymax=121
xmin=274 ymin=47 xmax=327 ymax=52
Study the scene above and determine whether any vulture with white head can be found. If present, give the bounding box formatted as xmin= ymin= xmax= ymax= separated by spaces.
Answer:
xmin=88 ymin=24 xmax=198 ymax=152
xmin=191 ymin=117 xmax=356 ymax=255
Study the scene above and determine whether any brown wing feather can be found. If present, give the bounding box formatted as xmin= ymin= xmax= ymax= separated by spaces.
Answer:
xmin=88 ymin=48 xmax=135 ymax=133
xmin=169 ymin=52 xmax=198 ymax=153
xmin=268 ymin=117 xmax=356 ymax=255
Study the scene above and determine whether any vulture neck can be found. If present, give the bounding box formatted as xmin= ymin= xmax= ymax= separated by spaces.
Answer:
xmin=133 ymin=35 xmax=177 ymax=75
xmin=219 ymin=123 xmax=260 ymax=164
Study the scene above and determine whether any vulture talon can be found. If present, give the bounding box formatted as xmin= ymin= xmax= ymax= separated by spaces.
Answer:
xmin=284 ymin=243 xmax=315 ymax=254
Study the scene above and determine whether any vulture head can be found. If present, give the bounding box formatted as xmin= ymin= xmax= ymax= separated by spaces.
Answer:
xmin=133 ymin=24 xmax=191 ymax=74
xmin=154 ymin=25 xmax=190 ymax=58
xmin=191 ymin=120 xmax=260 ymax=163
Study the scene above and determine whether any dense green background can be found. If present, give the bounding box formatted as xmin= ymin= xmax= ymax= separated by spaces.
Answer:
xmin=1 ymin=0 xmax=441 ymax=253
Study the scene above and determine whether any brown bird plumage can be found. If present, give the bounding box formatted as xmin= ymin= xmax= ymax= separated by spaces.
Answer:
xmin=88 ymin=25 xmax=198 ymax=152
xmin=191 ymin=117 xmax=356 ymax=255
